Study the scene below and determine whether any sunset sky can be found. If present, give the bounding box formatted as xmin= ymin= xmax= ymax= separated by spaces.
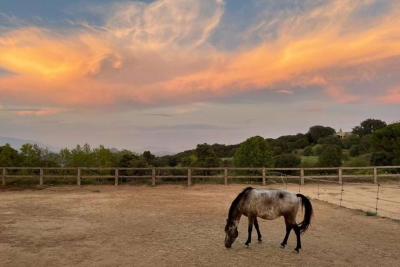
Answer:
xmin=1 ymin=0 xmax=400 ymax=153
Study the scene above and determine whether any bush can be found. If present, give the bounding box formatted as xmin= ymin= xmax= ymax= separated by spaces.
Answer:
xmin=274 ymin=154 xmax=301 ymax=168
xmin=317 ymin=145 xmax=342 ymax=167
xmin=342 ymin=157 xmax=370 ymax=167
xmin=349 ymin=145 xmax=360 ymax=157
xmin=370 ymin=151 xmax=391 ymax=166
xmin=303 ymin=146 xmax=313 ymax=156
xmin=312 ymin=144 xmax=324 ymax=156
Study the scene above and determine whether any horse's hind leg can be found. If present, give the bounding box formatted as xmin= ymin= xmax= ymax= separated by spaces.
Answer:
xmin=245 ymin=217 xmax=254 ymax=246
xmin=254 ymin=217 xmax=262 ymax=242
xmin=280 ymin=219 xmax=293 ymax=248
xmin=293 ymin=224 xmax=301 ymax=252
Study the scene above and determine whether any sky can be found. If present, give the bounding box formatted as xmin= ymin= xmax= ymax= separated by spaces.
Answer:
xmin=1 ymin=0 xmax=400 ymax=153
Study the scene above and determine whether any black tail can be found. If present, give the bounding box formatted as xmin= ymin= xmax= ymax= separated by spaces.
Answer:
xmin=296 ymin=194 xmax=313 ymax=234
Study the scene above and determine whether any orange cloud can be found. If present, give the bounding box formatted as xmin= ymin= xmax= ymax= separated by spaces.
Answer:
xmin=0 ymin=27 xmax=118 ymax=80
xmin=16 ymin=108 xmax=63 ymax=116
xmin=0 ymin=0 xmax=400 ymax=110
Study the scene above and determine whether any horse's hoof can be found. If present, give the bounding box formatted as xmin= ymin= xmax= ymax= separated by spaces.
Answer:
xmin=257 ymin=239 xmax=262 ymax=243
xmin=280 ymin=244 xmax=286 ymax=248
xmin=294 ymin=248 xmax=300 ymax=253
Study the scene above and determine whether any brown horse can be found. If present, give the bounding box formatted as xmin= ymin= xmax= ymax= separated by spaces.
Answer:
xmin=224 ymin=187 xmax=313 ymax=252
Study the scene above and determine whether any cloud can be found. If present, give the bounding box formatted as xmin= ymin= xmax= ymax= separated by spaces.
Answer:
xmin=15 ymin=109 xmax=63 ymax=116
xmin=173 ymin=108 xmax=198 ymax=114
xmin=300 ymin=108 xmax=323 ymax=113
xmin=134 ymin=123 xmax=236 ymax=132
xmin=324 ymin=86 xmax=360 ymax=103
xmin=0 ymin=0 xmax=400 ymax=111
xmin=378 ymin=87 xmax=400 ymax=104
xmin=0 ymin=106 xmax=64 ymax=115
xmin=141 ymin=113 xmax=173 ymax=117
xmin=276 ymin=90 xmax=293 ymax=94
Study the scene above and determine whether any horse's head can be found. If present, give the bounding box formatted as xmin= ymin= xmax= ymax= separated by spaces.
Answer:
xmin=224 ymin=220 xmax=238 ymax=248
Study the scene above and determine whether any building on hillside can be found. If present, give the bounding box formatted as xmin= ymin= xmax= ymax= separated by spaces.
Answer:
xmin=335 ymin=129 xmax=351 ymax=139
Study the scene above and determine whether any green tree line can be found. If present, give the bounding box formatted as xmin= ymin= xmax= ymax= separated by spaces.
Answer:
xmin=1 ymin=119 xmax=399 ymax=169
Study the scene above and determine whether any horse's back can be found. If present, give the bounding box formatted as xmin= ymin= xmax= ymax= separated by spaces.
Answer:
xmin=247 ymin=188 xmax=299 ymax=220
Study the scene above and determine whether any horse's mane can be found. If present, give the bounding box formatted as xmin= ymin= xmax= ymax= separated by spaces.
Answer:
xmin=225 ymin=187 xmax=253 ymax=230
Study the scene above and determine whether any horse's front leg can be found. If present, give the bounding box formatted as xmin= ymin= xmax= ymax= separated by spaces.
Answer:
xmin=245 ymin=217 xmax=254 ymax=246
xmin=254 ymin=217 xmax=262 ymax=242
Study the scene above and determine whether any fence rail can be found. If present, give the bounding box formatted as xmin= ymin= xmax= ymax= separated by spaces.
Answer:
xmin=1 ymin=166 xmax=399 ymax=186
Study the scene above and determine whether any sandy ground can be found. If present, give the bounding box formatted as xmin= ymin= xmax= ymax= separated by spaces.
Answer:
xmin=278 ymin=181 xmax=400 ymax=220
xmin=0 ymin=184 xmax=399 ymax=267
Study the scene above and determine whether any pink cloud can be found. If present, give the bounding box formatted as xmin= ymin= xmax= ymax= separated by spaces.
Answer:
xmin=173 ymin=108 xmax=198 ymax=114
xmin=324 ymin=87 xmax=360 ymax=103
xmin=378 ymin=87 xmax=400 ymax=104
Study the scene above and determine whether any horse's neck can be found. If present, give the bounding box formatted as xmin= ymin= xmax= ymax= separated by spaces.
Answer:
xmin=231 ymin=210 xmax=242 ymax=227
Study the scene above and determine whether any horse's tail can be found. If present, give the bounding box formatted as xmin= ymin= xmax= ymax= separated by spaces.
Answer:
xmin=296 ymin=194 xmax=313 ymax=234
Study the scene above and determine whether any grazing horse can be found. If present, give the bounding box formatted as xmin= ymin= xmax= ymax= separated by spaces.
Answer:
xmin=224 ymin=187 xmax=313 ymax=252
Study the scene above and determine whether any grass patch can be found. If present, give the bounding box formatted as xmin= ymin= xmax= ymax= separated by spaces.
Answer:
xmin=364 ymin=210 xmax=377 ymax=216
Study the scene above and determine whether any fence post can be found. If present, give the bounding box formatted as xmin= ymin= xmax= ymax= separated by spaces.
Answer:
xmin=188 ymin=167 xmax=191 ymax=186
xmin=77 ymin=168 xmax=81 ymax=186
xmin=2 ymin=168 xmax=5 ymax=186
xmin=338 ymin=167 xmax=343 ymax=184
xmin=224 ymin=168 xmax=228 ymax=185
xmin=39 ymin=168 xmax=44 ymax=186
xmin=375 ymin=184 xmax=380 ymax=215
xmin=262 ymin=168 xmax=266 ymax=186
xmin=300 ymin=168 xmax=304 ymax=185
xmin=373 ymin=167 xmax=377 ymax=184
xmin=115 ymin=168 xmax=119 ymax=186
xmin=152 ymin=168 xmax=156 ymax=186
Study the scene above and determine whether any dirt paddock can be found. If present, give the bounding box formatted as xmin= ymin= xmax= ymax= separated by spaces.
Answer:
xmin=0 ymin=184 xmax=399 ymax=267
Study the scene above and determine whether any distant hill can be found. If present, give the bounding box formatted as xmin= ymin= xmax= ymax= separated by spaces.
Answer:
xmin=0 ymin=137 xmax=61 ymax=152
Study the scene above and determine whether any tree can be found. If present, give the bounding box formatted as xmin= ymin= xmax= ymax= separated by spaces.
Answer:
xmin=349 ymin=145 xmax=360 ymax=157
xmin=92 ymin=145 xmax=115 ymax=167
xmin=0 ymin=144 xmax=21 ymax=167
xmin=233 ymin=136 xmax=274 ymax=168
xmin=142 ymin=151 xmax=156 ymax=166
xmin=317 ymin=135 xmax=341 ymax=146
xmin=352 ymin=119 xmax=387 ymax=137
xmin=358 ymin=134 xmax=372 ymax=154
xmin=194 ymin=143 xmax=220 ymax=168
xmin=307 ymin=126 xmax=336 ymax=144
xmin=59 ymin=148 xmax=72 ymax=167
xmin=69 ymin=144 xmax=95 ymax=167
xmin=317 ymin=145 xmax=342 ymax=167
xmin=312 ymin=144 xmax=324 ymax=156
xmin=303 ymin=146 xmax=313 ymax=156
xmin=370 ymin=151 xmax=391 ymax=166
xmin=274 ymin=154 xmax=301 ymax=168
xmin=370 ymin=122 xmax=400 ymax=165
xmin=341 ymin=134 xmax=360 ymax=149
xmin=19 ymin=143 xmax=42 ymax=167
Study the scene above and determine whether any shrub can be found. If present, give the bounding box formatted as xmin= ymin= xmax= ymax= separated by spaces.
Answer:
xmin=342 ymin=157 xmax=370 ymax=167
xmin=274 ymin=154 xmax=301 ymax=168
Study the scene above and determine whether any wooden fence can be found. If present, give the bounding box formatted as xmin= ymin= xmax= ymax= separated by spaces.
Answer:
xmin=1 ymin=166 xmax=399 ymax=186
